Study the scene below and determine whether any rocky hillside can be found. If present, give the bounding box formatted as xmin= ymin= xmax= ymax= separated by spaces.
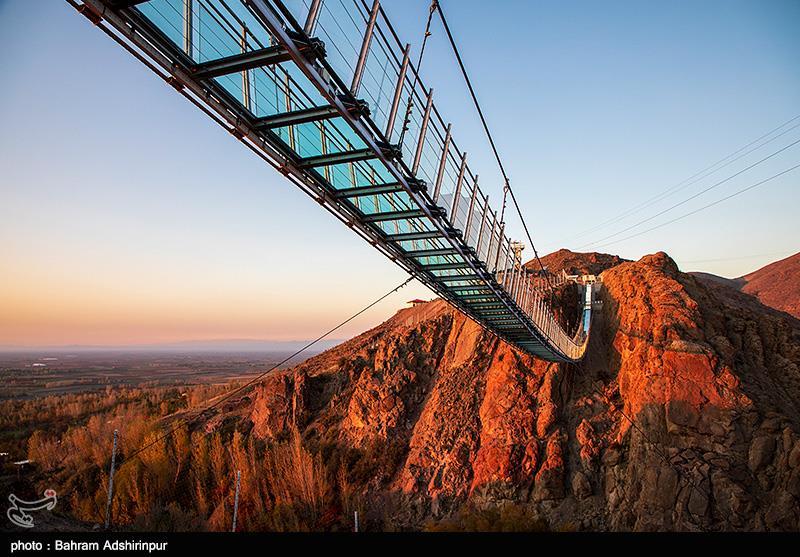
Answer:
xmin=739 ymin=252 xmax=800 ymax=319
xmin=530 ymin=248 xmax=626 ymax=276
xmin=233 ymin=249 xmax=800 ymax=531
xmin=691 ymin=252 xmax=800 ymax=319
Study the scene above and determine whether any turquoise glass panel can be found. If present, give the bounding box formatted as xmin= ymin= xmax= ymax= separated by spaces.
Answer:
xmin=139 ymin=0 xmax=185 ymax=49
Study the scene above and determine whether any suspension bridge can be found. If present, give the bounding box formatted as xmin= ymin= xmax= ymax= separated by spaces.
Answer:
xmin=67 ymin=0 xmax=595 ymax=362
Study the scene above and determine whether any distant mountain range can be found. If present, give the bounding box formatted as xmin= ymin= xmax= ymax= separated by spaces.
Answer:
xmin=691 ymin=251 xmax=800 ymax=318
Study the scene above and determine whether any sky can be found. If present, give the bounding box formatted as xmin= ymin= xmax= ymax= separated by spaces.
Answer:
xmin=0 ymin=0 xmax=798 ymax=348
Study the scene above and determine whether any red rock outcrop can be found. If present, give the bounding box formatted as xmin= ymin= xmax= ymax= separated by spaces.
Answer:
xmin=243 ymin=250 xmax=800 ymax=531
xmin=531 ymin=248 xmax=626 ymax=276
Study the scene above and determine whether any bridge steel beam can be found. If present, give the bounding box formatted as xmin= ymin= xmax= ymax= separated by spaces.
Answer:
xmin=422 ymin=263 xmax=471 ymax=273
xmin=362 ymin=209 xmax=426 ymax=223
xmin=333 ymin=182 xmax=405 ymax=198
xmin=386 ymin=230 xmax=442 ymax=242
xmin=253 ymin=105 xmax=339 ymax=129
xmin=192 ymin=45 xmax=305 ymax=79
xmin=446 ymin=285 xmax=492 ymax=294
xmin=298 ymin=148 xmax=376 ymax=168
xmin=404 ymin=247 xmax=459 ymax=258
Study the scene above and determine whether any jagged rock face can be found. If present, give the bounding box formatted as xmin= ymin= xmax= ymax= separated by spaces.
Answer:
xmin=247 ymin=251 xmax=800 ymax=531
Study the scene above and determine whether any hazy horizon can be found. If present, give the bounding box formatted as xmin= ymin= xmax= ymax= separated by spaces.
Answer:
xmin=0 ymin=337 xmax=345 ymax=353
xmin=1 ymin=249 xmax=796 ymax=351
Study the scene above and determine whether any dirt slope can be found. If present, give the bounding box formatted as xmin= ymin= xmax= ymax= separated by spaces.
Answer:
xmin=740 ymin=252 xmax=800 ymax=319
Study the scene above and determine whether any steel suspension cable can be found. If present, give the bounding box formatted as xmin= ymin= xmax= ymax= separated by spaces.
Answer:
xmin=434 ymin=1 xmax=553 ymax=294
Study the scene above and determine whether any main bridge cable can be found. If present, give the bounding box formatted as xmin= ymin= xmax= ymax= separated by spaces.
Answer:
xmin=432 ymin=1 xmax=554 ymax=297
xmin=119 ymin=275 xmax=414 ymax=464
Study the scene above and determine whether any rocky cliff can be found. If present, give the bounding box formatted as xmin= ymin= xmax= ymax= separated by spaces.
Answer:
xmin=243 ymin=250 xmax=800 ymax=531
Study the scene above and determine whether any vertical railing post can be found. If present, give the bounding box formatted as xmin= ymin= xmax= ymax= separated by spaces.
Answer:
xmin=544 ymin=300 xmax=550 ymax=333
xmin=523 ymin=281 xmax=530 ymax=314
xmin=521 ymin=281 xmax=528 ymax=313
xmin=285 ymin=73 xmax=295 ymax=150
xmin=351 ymin=0 xmax=381 ymax=96
xmin=511 ymin=262 xmax=521 ymax=303
xmin=504 ymin=240 xmax=515 ymax=292
xmin=183 ymin=0 xmax=193 ymax=56
xmin=104 ymin=429 xmax=118 ymax=530
xmin=487 ymin=216 xmax=500 ymax=272
xmin=348 ymin=151 xmax=358 ymax=189
xmin=522 ymin=282 xmax=531 ymax=315
xmin=516 ymin=266 xmax=525 ymax=303
xmin=304 ymin=0 xmax=323 ymax=36
xmin=450 ymin=153 xmax=467 ymax=224
xmin=463 ymin=176 xmax=479 ymax=244
xmin=507 ymin=250 xmax=516 ymax=297
xmin=385 ymin=44 xmax=410 ymax=139
xmin=495 ymin=240 xmax=508 ymax=290
xmin=433 ymin=124 xmax=452 ymax=203
xmin=475 ymin=195 xmax=490 ymax=257
xmin=319 ymin=122 xmax=330 ymax=183
xmin=498 ymin=239 xmax=510 ymax=287
xmin=523 ymin=280 xmax=532 ymax=314
xmin=527 ymin=278 xmax=534 ymax=314
xmin=507 ymin=247 xmax=517 ymax=295
xmin=240 ymin=25 xmax=251 ymax=111
xmin=485 ymin=225 xmax=494 ymax=272
xmin=509 ymin=263 xmax=518 ymax=301
xmin=502 ymin=241 xmax=514 ymax=292
xmin=491 ymin=221 xmax=504 ymax=273
xmin=539 ymin=294 xmax=545 ymax=325
xmin=412 ymin=88 xmax=434 ymax=174
xmin=540 ymin=295 xmax=546 ymax=326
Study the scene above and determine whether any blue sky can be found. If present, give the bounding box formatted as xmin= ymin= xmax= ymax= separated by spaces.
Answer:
xmin=0 ymin=0 xmax=798 ymax=346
